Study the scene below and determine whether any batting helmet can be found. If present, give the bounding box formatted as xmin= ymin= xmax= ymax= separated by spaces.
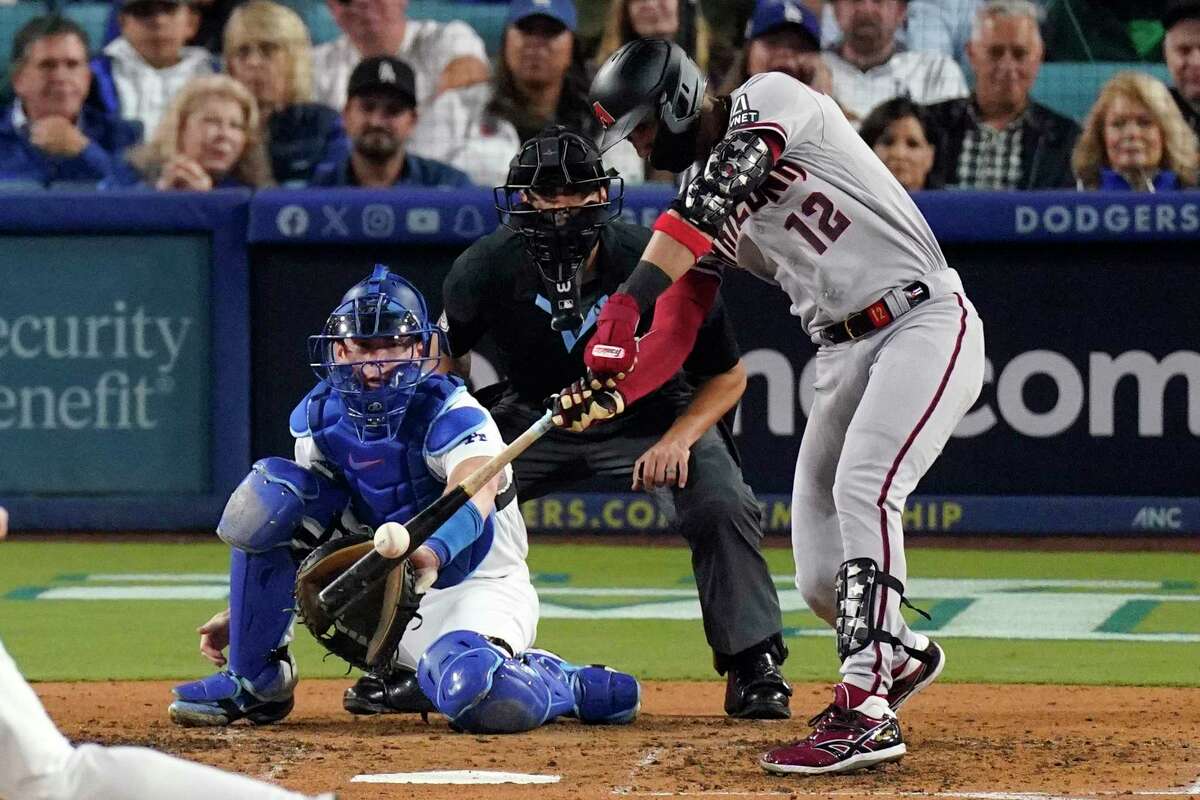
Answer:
xmin=308 ymin=265 xmax=444 ymax=438
xmin=589 ymin=39 xmax=707 ymax=163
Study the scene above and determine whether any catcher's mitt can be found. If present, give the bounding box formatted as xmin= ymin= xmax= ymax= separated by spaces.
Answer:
xmin=295 ymin=533 xmax=423 ymax=670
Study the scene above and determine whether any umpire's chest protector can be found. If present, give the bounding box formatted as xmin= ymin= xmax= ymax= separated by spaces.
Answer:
xmin=293 ymin=375 xmax=465 ymax=527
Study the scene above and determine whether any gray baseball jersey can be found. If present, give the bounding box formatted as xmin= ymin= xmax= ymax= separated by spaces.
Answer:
xmin=704 ymin=72 xmax=986 ymax=703
xmin=711 ymin=72 xmax=962 ymax=339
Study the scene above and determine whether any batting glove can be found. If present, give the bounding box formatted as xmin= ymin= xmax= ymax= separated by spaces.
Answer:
xmin=549 ymin=378 xmax=626 ymax=433
xmin=585 ymin=293 xmax=639 ymax=378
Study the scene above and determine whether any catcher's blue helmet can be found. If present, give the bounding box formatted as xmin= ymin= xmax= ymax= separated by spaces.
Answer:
xmin=309 ymin=265 xmax=444 ymax=438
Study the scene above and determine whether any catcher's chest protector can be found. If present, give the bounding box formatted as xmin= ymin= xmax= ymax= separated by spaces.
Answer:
xmin=304 ymin=375 xmax=462 ymax=526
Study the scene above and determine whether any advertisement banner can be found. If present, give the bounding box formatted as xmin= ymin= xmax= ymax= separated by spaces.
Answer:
xmin=0 ymin=235 xmax=212 ymax=493
xmin=0 ymin=191 xmax=251 ymax=530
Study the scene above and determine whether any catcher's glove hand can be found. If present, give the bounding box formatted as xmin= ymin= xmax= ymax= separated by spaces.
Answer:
xmin=295 ymin=533 xmax=423 ymax=670
xmin=548 ymin=375 xmax=626 ymax=433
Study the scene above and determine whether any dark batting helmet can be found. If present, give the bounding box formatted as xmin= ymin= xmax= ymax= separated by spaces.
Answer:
xmin=589 ymin=39 xmax=707 ymax=161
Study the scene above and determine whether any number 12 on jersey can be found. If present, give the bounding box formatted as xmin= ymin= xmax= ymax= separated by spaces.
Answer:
xmin=786 ymin=192 xmax=851 ymax=255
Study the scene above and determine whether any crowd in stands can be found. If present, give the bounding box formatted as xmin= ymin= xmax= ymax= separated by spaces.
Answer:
xmin=1 ymin=0 xmax=1199 ymax=193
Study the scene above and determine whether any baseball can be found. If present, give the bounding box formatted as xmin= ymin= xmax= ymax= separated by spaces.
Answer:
xmin=373 ymin=521 xmax=410 ymax=559
xmin=0 ymin=505 xmax=8 ymax=540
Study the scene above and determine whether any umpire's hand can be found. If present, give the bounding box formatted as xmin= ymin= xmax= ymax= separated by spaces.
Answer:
xmin=549 ymin=376 xmax=626 ymax=432
xmin=634 ymin=435 xmax=690 ymax=490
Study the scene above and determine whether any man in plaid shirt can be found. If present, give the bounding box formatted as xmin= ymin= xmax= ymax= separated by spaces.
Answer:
xmin=924 ymin=0 xmax=1079 ymax=190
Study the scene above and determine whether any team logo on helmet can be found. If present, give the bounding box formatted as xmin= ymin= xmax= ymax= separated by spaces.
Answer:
xmin=592 ymin=101 xmax=616 ymax=127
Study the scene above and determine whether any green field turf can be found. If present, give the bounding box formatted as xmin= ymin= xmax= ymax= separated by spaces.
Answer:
xmin=0 ymin=540 xmax=1197 ymax=687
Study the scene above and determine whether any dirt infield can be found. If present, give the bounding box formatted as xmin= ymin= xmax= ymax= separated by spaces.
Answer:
xmin=33 ymin=680 xmax=1200 ymax=799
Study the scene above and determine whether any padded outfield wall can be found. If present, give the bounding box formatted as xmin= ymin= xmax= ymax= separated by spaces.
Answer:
xmin=1 ymin=188 xmax=1197 ymax=534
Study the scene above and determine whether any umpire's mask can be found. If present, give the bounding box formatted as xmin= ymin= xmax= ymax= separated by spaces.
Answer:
xmin=494 ymin=125 xmax=624 ymax=332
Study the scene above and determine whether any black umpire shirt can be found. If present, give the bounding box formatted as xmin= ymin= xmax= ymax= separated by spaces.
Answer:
xmin=442 ymin=221 xmax=740 ymax=414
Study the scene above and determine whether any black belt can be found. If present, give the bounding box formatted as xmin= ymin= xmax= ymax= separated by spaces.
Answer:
xmin=819 ymin=281 xmax=930 ymax=345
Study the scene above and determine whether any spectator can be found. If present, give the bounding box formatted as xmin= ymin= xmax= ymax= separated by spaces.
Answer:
xmin=0 ymin=16 xmax=140 ymax=188
xmin=1072 ymin=71 xmax=1199 ymax=191
xmin=489 ymin=0 xmax=590 ymax=145
xmin=311 ymin=0 xmax=489 ymax=112
xmin=1042 ymin=0 xmax=1168 ymax=63
xmin=1164 ymin=0 xmax=1200 ymax=140
xmin=224 ymin=0 xmax=347 ymax=185
xmin=720 ymin=0 xmax=831 ymax=95
xmin=121 ymin=74 xmax=271 ymax=189
xmin=923 ymin=0 xmax=1079 ymax=190
xmin=310 ymin=56 xmax=471 ymax=187
xmin=594 ymin=0 xmax=717 ymax=78
xmin=92 ymin=0 xmax=215 ymax=138
xmin=187 ymin=0 xmax=243 ymax=53
xmin=821 ymin=0 xmax=968 ymax=127
xmin=436 ymin=0 xmax=643 ymax=187
xmin=860 ymin=96 xmax=937 ymax=189
xmin=821 ymin=0 xmax=984 ymax=75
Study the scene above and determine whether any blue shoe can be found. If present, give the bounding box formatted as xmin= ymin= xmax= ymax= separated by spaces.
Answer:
xmin=169 ymin=652 xmax=297 ymax=727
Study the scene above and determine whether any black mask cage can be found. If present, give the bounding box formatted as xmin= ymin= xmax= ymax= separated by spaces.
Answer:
xmin=495 ymin=126 xmax=625 ymax=287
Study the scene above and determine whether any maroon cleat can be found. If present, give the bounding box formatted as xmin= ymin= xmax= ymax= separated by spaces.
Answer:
xmin=887 ymin=640 xmax=945 ymax=712
xmin=759 ymin=686 xmax=906 ymax=775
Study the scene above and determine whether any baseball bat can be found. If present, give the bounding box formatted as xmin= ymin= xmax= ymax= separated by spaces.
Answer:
xmin=317 ymin=410 xmax=555 ymax=619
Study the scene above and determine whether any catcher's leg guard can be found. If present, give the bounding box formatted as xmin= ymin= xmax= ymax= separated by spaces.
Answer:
xmin=417 ymin=632 xmax=641 ymax=733
xmin=521 ymin=650 xmax=641 ymax=725
xmin=418 ymin=630 xmax=570 ymax=734
xmin=169 ymin=548 xmax=298 ymax=727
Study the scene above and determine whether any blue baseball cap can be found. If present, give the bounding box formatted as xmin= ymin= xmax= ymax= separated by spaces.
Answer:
xmin=506 ymin=0 xmax=578 ymax=33
xmin=745 ymin=0 xmax=821 ymax=49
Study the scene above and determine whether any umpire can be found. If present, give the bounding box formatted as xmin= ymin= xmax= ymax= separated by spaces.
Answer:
xmin=450 ymin=126 xmax=789 ymax=719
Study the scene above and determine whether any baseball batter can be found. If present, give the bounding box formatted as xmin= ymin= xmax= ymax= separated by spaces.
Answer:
xmin=0 ymin=510 xmax=331 ymax=800
xmin=554 ymin=40 xmax=985 ymax=774
xmin=169 ymin=266 xmax=639 ymax=735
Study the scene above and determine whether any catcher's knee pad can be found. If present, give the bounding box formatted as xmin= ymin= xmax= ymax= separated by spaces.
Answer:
xmin=835 ymin=557 xmax=915 ymax=661
xmin=418 ymin=630 xmax=565 ymax=734
xmin=521 ymin=651 xmax=641 ymax=725
xmin=218 ymin=457 xmax=345 ymax=553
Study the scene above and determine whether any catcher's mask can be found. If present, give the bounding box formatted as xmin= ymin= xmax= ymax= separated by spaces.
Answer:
xmin=494 ymin=125 xmax=624 ymax=332
xmin=309 ymin=265 xmax=444 ymax=440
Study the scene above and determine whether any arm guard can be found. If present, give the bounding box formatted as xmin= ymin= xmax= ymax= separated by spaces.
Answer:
xmin=672 ymin=131 xmax=774 ymax=235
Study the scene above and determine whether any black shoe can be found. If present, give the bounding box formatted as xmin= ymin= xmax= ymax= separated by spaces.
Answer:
xmin=725 ymin=651 xmax=792 ymax=720
xmin=343 ymin=668 xmax=436 ymax=716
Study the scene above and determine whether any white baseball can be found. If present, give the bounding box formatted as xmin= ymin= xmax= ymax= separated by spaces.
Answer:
xmin=0 ymin=506 xmax=7 ymax=539
xmin=373 ymin=521 xmax=410 ymax=558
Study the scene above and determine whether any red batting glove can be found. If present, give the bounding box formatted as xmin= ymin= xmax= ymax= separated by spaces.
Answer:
xmin=585 ymin=293 xmax=640 ymax=377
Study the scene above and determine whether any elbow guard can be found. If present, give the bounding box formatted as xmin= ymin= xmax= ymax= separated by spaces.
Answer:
xmin=672 ymin=131 xmax=774 ymax=236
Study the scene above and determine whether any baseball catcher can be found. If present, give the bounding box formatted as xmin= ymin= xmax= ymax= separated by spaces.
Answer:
xmin=551 ymin=39 xmax=985 ymax=773
xmin=169 ymin=266 xmax=639 ymax=734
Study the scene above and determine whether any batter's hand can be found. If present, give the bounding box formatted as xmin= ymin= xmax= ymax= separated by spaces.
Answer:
xmin=549 ymin=378 xmax=626 ymax=432
xmin=585 ymin=293 xmax=639 ymax=377
xmin=633 ymin=436 xmax=690 ymax=490
xmin=197 ymin=607 xmax=231 ymax=667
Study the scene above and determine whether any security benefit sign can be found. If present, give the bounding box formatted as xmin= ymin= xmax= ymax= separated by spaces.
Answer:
xmin=0 ymin=236 xmax=211 ymax=494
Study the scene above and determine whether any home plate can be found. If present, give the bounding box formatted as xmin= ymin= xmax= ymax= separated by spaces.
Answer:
xmin=352 ymin=770 xmax=561 ymax=785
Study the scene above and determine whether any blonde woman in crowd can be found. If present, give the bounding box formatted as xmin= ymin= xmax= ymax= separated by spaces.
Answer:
xmin=224 ymin=0 xmax=346 ymax=185
xmin=122 ymin=74 xmax=272 ymax=189
xmin=1073 ymin=71 xmax=1199 ymax=192
xmin=593 ymin=0 xmax=717 ymax=78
